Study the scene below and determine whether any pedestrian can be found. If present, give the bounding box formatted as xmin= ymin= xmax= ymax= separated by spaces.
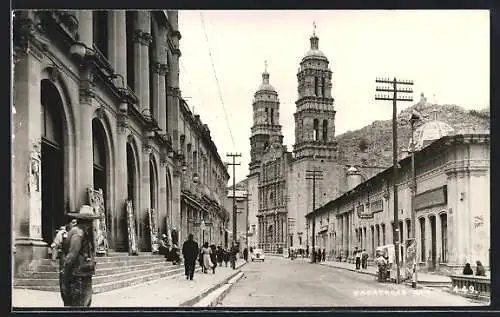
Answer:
xmin=171 ymin=243 xmax=180 ymax=265
xmin=210 ymin=244 xmax=218 ymax=274
xmin=322 ymin=248 xmax=326 ymax=262
xmin=375 ymin=248 xmax=387 ymax=282
xmin=306 ymin=246 xmax=309 ymax=259
xmin=243 ymin=247 xmax=249 ymax=262
xmin=361 ymin=249 xmax=369 ymax=269
xmin=230 ymin=243 xmax=238 ymax=269
xmin=223 ymin=248 xmax=229 ymax=267
xmin=159 ymin=234 xmax=169 ymax=260
xmin=216 ymin=245 xmax=224 ymax=266
xmin=182 ymin=233 xmax=199 ymax=280
xmin=354 ymin=247 xmax=361 ymax=269
xmin=201 ymin=242 xmax=213 ymax=274
xmin=475 ymin=261 xmax=486 ymax=276
xmin=51 ymin=225 xmax=67 ymax=262
xmin=55 ymin=218 xmax=76 ymax=306
xmin=63 ymin=206 xmax=100 ymax=307
xmin=462 ymin=263 xmax=473 ymax=275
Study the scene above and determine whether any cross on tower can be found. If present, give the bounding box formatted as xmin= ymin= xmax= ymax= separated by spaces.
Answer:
xmin=313 ymin=21 xmax=317 ymax=36
xmin=264 ymin=60 xmax=268 ymax=73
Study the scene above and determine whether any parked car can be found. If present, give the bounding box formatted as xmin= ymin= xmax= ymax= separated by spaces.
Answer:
xmin=251 ymin=248 xmax=265 ymax=262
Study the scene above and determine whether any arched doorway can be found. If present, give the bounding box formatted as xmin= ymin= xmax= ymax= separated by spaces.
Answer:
xmin=40 ymin=79 xmax=65 ymax=245
xmin=125 ymin=141 xmax=138 ymax=251
xmin=92 ymin=118 xmax=109 ymax=240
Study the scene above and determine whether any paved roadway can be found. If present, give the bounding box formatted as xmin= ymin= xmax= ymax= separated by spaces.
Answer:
xmin=217 ymin=255 xmax=485 ymax=307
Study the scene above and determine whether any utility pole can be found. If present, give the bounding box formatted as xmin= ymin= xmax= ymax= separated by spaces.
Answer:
xmin=409 ymin=110 xmax=422 ymax=288
xmin=375 ymin=77 xmax=414 ymax=284
xmin=227 ymin=153 xmax=242 ymax=246
xmin=306 ymin=169 xmax=323 ymax=263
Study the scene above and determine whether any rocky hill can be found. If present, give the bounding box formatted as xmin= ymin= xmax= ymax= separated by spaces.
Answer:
xmin=336 ymin=98 xmax=490 ymax=168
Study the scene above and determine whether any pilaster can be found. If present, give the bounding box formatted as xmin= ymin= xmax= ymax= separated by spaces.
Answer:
xmin=115 ymin=107 xmax=129 ymax=251
xmin=78 ymin=65 xmax=96 ymax=207
xmin=13 ymin=36 xmax=48 ymax=275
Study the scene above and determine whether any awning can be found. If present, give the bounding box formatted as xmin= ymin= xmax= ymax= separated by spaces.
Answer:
xmin=181 ymin=192 xmax=208 ymax=212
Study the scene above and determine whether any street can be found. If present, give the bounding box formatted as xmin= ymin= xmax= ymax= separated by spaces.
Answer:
xmin=217 ymin=255 xmax=484 ymax=307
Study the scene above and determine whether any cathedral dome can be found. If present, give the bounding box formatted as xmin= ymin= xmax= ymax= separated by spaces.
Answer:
xmin=255 ymin=61 xmax=277 ymax=94
xmin=410 ymin=113 xmax=454 ymax=151
xmin=302 ymin=26 xmax=328 ymax=62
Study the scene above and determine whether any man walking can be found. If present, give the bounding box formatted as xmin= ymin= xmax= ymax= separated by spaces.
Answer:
xmin=243 ymin=247 xmax=249 ymax=262
xmin=63 ymin=206 xmax=99 ymax=307
xmin=182 ymin=234 xmax=199 ymax=281
xmin=361 ymin=249 xmax=369 ymax=269
xmin=354 ymin=247 xmax=361 ymax=270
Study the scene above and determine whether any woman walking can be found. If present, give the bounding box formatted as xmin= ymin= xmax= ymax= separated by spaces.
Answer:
xmin=201 ymin=242 xmax=213 ymax=274
xmin=210 ymin=244 xmax=218 ymax=274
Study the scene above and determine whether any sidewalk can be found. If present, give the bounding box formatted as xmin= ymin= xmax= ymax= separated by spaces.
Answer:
xmin=12 ymin=260 xmax=246 ymax=308
xmin=318 ymin=260 xmax=452 ymax=284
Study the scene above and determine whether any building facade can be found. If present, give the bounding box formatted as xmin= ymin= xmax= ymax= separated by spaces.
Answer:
xmin=247 ymin=29 xmax=382 ymax=253
xmin=225 ymin=181 xmax=252 ymax=250
xmin=12 ymin=10 xmax=229 ymax=276
xmin=306 ymin=130 xmax=490 ymax=274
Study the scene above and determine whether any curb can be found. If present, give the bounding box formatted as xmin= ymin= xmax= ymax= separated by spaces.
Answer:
xmin=194 ymin=271 xmax=245 ymax=307
xmin=179 ymin=261 xmax=247 ymax=307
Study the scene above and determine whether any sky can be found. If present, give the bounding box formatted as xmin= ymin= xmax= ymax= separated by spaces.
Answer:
xmin=177 ymin=10 xmax=490 ymax=184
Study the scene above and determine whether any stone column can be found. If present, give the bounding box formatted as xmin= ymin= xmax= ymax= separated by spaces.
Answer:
xmin=115 ymin=113 xmax=129 ymax=251
xmin=77 ymin=10 xmax=95 ymax=207
xmin=108 ymin=10 xmax=127 ymax=87
xmin=158 ymin=65 xmax=168 ymax=133
xmin=13 ymin=20 xmax=47 ymax=274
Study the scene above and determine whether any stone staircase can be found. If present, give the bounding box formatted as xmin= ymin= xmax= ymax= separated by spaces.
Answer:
xmin=13 ymin=252 xmax=186 ymax=293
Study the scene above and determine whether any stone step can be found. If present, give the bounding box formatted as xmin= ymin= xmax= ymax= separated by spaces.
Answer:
xmin=14 ymin=264 xmax=181 ymax=287
xmin=13 ymin=266 xmax=198 ymax=294
xmin=34 ymin=257 xmax=166 ymax=272
xmin=25 ymin=261 xmax=175 ymax=279
xmin=35 ymin=254 xmax=162 ymax=266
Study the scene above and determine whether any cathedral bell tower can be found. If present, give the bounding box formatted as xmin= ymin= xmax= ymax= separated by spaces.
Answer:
xmin=293 ymin=24 xmax=337 ymax=160
xmin=249 ymin=61 xmax=283 ymax=174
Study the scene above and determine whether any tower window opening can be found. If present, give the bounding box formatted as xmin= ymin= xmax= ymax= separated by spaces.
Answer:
xmin=314 ymin=77 xmax=320 ymax=96
xmin=314 ymin=119 xmax=319 ymax=141
xmin=322 ymin=77 xmax=327 ymax=97
xmin=322 ymin=119 xmax=328 ymax=142
xmin=265 ymin=108 xmax=269 ymax=124
xmin=270 ymin=108 xmax=274 ymax=125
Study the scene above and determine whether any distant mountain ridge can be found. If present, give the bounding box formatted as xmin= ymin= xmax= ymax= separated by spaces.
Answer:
xmin=335 ymin=101 xmax=490 ymax=168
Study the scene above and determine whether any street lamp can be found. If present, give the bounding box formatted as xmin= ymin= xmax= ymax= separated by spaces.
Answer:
xmin=409 ymin=109 xmax=422 ymax=288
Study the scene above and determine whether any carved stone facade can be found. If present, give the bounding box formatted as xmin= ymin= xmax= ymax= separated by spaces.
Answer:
xmin=12 ymin=10 xmax=228 ymax=277
xmin=306 ymin=133 xmax=490 ymax=275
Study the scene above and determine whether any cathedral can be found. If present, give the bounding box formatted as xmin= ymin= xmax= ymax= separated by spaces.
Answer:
xmin=246 ymin=28 xmax=382 ymax=253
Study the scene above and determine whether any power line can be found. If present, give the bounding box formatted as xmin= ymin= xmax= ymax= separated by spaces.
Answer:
xmin=199 ymin=11 xmax=235 ymax=146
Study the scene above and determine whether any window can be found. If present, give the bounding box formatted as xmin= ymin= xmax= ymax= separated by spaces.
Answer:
xmin=406 ymin=219 xmax=411 ymax=239
xmin=313 ymin=119 xmax=319 ymax=141
xmin=270 ymin=108 xmax=274 ymax=125
xmin=322 ymin=120 xmax=328 ymax=142
xmin=322 ymin=77 xmax=327 ymax=97
xmin=375 ymin=224 xmax=380 ymax=246
xmin=149 ymin=17 xmax=156 ymax=119
xmin=440 ymin=214 xmax=447 ymax=263
xmin=314 ymin=77 xmax=320 ymax=96
xmin=381 ymin=224 xmax=386 ymax=245
xmin=265 ymin=108 xmax=268 ymax=124
xmin=93 ymin=11 xmax=109 ymax=58
xmin=126 ymin=11 xmax=136 ymax=91
xmin=419 ymin=218 xmax=426 ymax=262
